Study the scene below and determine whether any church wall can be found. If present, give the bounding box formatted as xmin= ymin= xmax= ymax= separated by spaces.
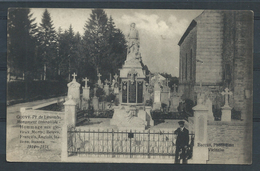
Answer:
xmin=195 ymin=11 xmax=224 ymax=85
xmin=221 ymin=11 xmax=253 ymax=122
xmin=232 ymin=11 xmax=253 ymax=122
xmin=179 ymin=25 xmax=197 ymax=101
xmin=178 ymin=11 xmax=253 ymax=120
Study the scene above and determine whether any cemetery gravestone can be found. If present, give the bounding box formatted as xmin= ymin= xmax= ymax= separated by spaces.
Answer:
xmin=92 ymin=87 xmax=99 ymax=112
xmin=221 ymin=88 xmax=233 ymax=121
xmin=82 ymin=77 xmax=90 ymax=110
xmin=153 ymin=81 xmax=161 ymax=110
xmin=67 ymin=73 xmax=80 ymax=105
xmin=97 ymin=73 xmax=103 ymax=88
xmin=205 ymin=97 xmax=214 ymax=121
xmin=104 ymin=79 xmax=110 ymax=96
xmin=82 ymin=77 xmax=90 ymax=100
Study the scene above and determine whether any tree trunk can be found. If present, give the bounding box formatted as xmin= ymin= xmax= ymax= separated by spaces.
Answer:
xmin=44 ymin=63 xmax=46 ymax=80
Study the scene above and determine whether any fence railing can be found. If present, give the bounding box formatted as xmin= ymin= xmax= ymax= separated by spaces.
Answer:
xmin=67 ymin=128 xmax=194 ymax=159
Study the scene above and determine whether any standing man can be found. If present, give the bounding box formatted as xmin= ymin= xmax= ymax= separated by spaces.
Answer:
xmin=174 ymin=121 xmax=189 ymax=164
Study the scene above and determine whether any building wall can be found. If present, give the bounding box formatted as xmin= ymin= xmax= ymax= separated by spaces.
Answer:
xmin=195 ymin=11 xmax=224 ymax=85
xmin=221 ymin=11 xmax=253 ymax=121
xmin=178 ymin=11 xmax=253 ymax=119
xmin=232 ymin=11 xmax=253 ymax=122
xmin=207 ymin=121 xmax=252 ymax=164
xmin=179 ymin=23 xmax=197 ymax=101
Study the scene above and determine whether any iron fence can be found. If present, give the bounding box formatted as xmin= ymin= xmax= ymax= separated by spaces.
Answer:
xmin=67 ymin=128 xmax=194 ymax=159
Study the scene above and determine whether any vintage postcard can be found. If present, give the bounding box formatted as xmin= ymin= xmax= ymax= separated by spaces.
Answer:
xmin=6 ymin=8 xmax=253 ymax=164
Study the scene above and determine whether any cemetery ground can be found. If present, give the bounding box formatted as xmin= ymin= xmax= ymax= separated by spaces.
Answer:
xmin=6 ymin=96 xmax=67 ymax=162
xmin=7 ymin=96 xmax=188 ymax=162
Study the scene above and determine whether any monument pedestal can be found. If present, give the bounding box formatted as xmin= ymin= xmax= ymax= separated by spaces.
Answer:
xmin=153 ymin=102 xmax=161 ymax=110
xmin=221 ymin=106 xmax=232 ymax=121
xmin=110 ymin=105 xmax=153 ymax=131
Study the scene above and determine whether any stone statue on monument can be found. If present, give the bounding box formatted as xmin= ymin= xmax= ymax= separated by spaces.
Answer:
xmin=126 ymin=23 xmax=141 ymax=63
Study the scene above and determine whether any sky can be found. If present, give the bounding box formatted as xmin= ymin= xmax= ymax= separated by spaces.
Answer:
xmin=30 ymin=8 xmax=203 ymax=77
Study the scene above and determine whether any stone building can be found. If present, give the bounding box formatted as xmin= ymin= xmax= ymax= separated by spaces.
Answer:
xmin=178 ymin=10 xmax=253 ymax=121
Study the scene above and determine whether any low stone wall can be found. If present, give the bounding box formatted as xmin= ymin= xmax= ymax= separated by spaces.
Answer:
xmin=17 ymin=108 xmax=65 ymax=161
xmin=207 ymin=121 xmax=252 ymax=164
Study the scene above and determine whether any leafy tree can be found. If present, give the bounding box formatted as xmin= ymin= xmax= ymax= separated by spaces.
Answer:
xmin=57 ymin=25 xmax=78 ymax=81
xmin=83 ymin=9 xmax=127 ymax=82
xmin=104 ymin=17 xmax=127 ymax=76
xmin=7 ymin=8 xmax=37 ymax=80
xmin=83 ymin=9 xmax=109 ymax=76
xmin=37 ymin=9 xmax=57 ymax=80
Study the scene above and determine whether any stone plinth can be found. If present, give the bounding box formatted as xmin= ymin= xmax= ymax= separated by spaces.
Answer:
xmin=160 ymin=91 xmax=169 ymax=105
xmin=169 ymin=95 xmax=181 ymax=112
xmin=81 ymin=99 xmax=89 ymax=110
xmin=104 ymin=85 xmax=110 ymax=96
xmin=82 ymin=87 xmax=90 ymax=100
xmin=64 ymin=96 xmax=77 ymax=127
xmin=221 ymin=105 xmax=232 ymax=121
xmin=92 ymin=96 xmax=99 ymax=111
xmin=154 ymin=90 xmax=161 ymax=103
xmin=192 ymin=101 xmax=209 ymax=164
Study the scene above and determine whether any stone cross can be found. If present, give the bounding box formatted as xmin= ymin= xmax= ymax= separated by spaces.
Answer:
xmin=172 ymin=84 xmax=177 ymax=93
xmin=72 ymin=73 xmax=77 ymax=81
xmin=114 ymin=74 xmax=118 ymax=82
xmin=221 ymin=88 xmax=232 ymax=107
xmin=105 ymin=79 xmax=109 ymax=85
xmin=82 ymin=77 xmax=89 ymax=88
xmin=97 ymin=73 xmax=102 ymax=80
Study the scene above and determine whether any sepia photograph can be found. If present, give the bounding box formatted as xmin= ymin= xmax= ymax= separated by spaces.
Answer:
xmin=6 ymin=8 xmax=253 ymax=164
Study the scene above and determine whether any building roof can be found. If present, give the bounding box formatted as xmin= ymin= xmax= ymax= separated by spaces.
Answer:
xmin=151 ymin=74 xmax=166 ymax=81
xmin=178 ymin=20 xmax=197 ymax=46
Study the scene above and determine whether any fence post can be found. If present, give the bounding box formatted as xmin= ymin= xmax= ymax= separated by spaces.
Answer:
xmin=148 ymin=130 xmax=150 ymax=158
xmin=112 ymin=129 xmax=114 ymax=158
xmin=130 ymin=130 xmax=132 ymax=158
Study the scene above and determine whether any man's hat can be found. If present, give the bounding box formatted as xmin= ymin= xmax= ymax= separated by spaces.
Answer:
xmin=178 ymin=121 xmax=185 ymax=125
